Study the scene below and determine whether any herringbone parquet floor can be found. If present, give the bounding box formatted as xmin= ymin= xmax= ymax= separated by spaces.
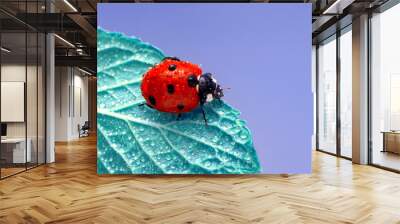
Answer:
xmin=1 ymin=135 xmax=400 ymax=224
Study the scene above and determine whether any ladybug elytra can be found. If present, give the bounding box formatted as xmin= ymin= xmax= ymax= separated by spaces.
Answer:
xmin=140 ymin=57 xmax=224 ymax=124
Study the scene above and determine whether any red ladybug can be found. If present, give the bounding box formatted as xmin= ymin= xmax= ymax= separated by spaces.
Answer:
xmin=140 ymin=57 xmax=224 ymax=124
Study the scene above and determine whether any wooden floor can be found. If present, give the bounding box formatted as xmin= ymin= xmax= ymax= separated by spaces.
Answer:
xmin=1 ymin=136 xmax=400 ymax=224
xmin=372 ymin=151 xmax=400 ymax=171
xmin=0 ymin=167 xmax=26 ymax=178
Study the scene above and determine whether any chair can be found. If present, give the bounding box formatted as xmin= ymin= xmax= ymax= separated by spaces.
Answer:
xmin=79 ymin=121 xmax=90 ymax=138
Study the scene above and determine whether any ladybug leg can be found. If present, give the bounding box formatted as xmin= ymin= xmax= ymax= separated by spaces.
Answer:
xmin=138 ymin=103 xmax=145 ymax=107
xmin=201 ymin=106 xmax=208 ymax=126
xmin=176 ymin=113 xmax=182 ymax=121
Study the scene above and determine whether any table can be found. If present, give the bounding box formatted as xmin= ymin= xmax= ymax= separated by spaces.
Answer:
xmin=382 ymin=131 xmax=400 ymax=154
xmin=1 ymin=138 xmax=31 ymax=164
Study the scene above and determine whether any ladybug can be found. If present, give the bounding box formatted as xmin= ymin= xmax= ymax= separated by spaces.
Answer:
xmin=140 ymin=57 xmax=224 ymax=124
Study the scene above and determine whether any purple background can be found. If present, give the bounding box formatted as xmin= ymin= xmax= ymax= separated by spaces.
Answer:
xmin=98 ymin=4 xmax=312 ymax=173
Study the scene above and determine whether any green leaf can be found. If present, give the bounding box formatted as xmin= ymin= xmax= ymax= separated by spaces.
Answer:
xmin=97 ymin=28 xmax=261 ymax=174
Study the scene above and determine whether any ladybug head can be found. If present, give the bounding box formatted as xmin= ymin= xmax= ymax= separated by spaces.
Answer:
xmin=198 ymin=73 xmax=224 ymax=105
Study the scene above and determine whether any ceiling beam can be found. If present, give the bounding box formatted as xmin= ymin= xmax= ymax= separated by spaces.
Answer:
xmin=323 ymin=0 xmax=356 ymax=14
xmin=67 ymin=13 xmax=96 ymax=46
xmin=55 ymin=55 xmax=96 ymax=72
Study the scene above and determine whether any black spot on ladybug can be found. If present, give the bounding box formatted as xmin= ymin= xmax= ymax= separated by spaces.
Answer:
xmin=168 ymin=64 xmax=177 ymax=71
xmin=187 ymin=75 xmax=198 ymax=87
xmin=149 ymin=95 xmax=156 ymax=105
xmin=167 ymin=84 xmax=175 ymax=94
xmin=177 ymin=104 xmax=184 ymax=111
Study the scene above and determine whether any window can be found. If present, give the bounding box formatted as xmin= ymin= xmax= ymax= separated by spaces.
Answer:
xmin=317 ymin=35 xmax=337 ymax=154
xmin=339 ymin=27 xmax=352 ymax=158
xmin=0 ymin=1 xmax=46 ymax=179
xmin=370 ymin=3 xmax=400 ymax=171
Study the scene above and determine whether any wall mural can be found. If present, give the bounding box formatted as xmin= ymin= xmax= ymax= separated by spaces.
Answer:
xmin=97 ymin=4 xmax=312 ymax=174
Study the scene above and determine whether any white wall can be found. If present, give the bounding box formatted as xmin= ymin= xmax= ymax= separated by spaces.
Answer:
xmin=1 ymin=82 xmax=25 ymax=122
xmin=72 ymin=73 xmax=89 ymax=138
xmin=1 ymin=64 xmax=25 ymax=137
xmin=1 ymin=65 xmax=26 ymax=140
xmin=1 ymin=64 xmax=25 ymax=81
xmin=1 ymin=64 xmax=39 ymax=138
xmin=55 ymin=67 xmax=89 ymax=141
xmin=55 ymin=66 xmax=69 ymax=141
